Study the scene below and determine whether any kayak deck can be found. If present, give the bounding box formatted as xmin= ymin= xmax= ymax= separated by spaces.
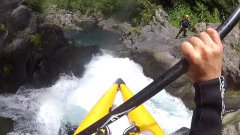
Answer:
xmin=73 ymin=78 xmax=165 ymax=135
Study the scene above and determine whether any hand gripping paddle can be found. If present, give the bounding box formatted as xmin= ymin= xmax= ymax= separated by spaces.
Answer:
xmin=77 ymin=5 xmax=240 ymax=135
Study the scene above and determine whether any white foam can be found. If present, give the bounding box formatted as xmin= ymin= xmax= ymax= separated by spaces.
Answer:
xmin=0 ymin=53 xmax=192 ymax=135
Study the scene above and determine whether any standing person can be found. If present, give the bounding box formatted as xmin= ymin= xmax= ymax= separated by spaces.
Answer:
xmin=180 ymin=28 xmax=225 ymax=135
xmin=176 ymin=15 xmax=191 ymax=39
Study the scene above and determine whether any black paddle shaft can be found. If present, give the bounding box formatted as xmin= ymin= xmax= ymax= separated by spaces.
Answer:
xmin=77 ymin=5 xmax=240 ymax=135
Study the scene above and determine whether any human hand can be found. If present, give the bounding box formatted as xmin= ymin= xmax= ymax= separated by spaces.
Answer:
xmin=180 ymin=28 xmax=223 ymax=82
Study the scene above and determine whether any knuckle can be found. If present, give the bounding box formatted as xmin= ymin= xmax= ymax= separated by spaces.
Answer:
xmin=199 ymin=32 xmax=207 ymax=38
xmin=180 ymin=41 xmax=189 ymax=49
xmin=181 ymin=41 xmax=189 ymax=46
xmin=189 ymin=37 xmax=197 ymax=43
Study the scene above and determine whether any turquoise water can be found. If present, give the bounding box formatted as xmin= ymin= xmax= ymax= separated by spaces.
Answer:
xmin=63 ymin=22 xmax=122 ymax=51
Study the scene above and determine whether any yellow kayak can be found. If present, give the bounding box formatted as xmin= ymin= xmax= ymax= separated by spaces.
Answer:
xmin=120 ymin=83 xmax=165 ymax=135
xmin=73 ymin=78 xmax=165 ymax=135
xmin=73 ymin=84 xmax=118 ymax=135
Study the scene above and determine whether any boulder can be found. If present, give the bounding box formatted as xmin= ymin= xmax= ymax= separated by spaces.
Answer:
xmin=28 ymin=45 xmax=101 ymax=88
xmin=225 ymin=95 xmax=240 ymax=110
xmin=10 ymin=5 xmax=32 ymax=30
xmin=0 ymin=0 xmax=20 ymax=23
xmin=223 ymin=122 xmax=240 ymax=135
xmin=154 ymin=8 xmax=168 ymax=27
xmin=0 ymin=117 xmax=14 ymax=135
xmin=0 ymin=38 xmax=32 ymax=93
xmin=223 ymin=109 xmax=240 ymax=126
xmin=0 ymin=3 xmax=101 ymax=93
xmin=45 ymin=6 xmax=83 ymax=31
xmin=192 ymin=22 xmax=208 ymax=33
xmin=170 ymin=127 xmax=190 ymax=135
xmin=222 ymin=26 xmax=240 ymax=89
xmin=38 ymin=23 xmax=66 ymax=58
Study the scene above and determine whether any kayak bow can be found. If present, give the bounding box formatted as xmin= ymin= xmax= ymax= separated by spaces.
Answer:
xmin=73 ymin=78 xmax=165 ymax=135
xmin=120 ymin=82 xmax=165 ymax=134
xmin=73 ymin=84 xmax=118 ymax=135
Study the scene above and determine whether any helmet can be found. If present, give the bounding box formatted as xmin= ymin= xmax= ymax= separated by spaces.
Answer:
xmin=185 ymin=15 xmax=189 ymax=18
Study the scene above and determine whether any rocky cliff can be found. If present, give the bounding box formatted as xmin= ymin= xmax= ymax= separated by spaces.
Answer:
xmin=0 ymin=0 xmax=101 ymax=93
xmin=120 ymin=8 xmax=240 ymax=110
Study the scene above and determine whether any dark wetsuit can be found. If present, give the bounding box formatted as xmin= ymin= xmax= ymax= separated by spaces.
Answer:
xmin=190 ymin=76 xmax=225 ymax=135
xmin=176 ymin=19 xmax=191 ymax=38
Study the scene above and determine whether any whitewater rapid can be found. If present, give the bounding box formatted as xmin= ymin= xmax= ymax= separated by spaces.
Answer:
xmin=0 ymin=53 xmax=192 ymax=135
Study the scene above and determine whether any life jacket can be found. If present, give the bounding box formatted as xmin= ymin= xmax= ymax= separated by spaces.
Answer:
xmin=181 ymin=19 xmax=190 ymax=28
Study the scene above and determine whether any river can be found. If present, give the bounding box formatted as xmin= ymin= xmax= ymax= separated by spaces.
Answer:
xmin=0 ymin=53 xmax=192 ymax=135
xmin=0 ymin=23 xmax=192 ymax=135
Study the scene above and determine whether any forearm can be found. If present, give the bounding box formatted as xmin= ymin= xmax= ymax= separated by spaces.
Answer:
xmin=190 ymin=76 xmax=225 ymax=135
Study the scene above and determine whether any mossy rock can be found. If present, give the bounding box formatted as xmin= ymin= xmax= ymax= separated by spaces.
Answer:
xmin=30 ymin=34 xmax=45 ymax=52
xmin=0 ymin=117 xmax=14 ymax=135
xmin=0 ymin=23 xmax=5 ymax=32
xmin=2 ymin=64 xmax=14 ymax=77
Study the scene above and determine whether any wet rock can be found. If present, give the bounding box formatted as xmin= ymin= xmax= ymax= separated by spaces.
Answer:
xmin=0 ymin=2 xmax=101 ymax=93
xmin=154 ymin=8 xmax=168 ymax=27
xmin=28 ymin=45 xmax=101 ymax=88
xmin=222 ymin=109 xmax=240 ymax=135
xmin=170 ymin=127 xmax=190 ymax=135
xmin=97 ymin=17 xmax=120 ymax=32
xmin=0 ymin=117 xmax=14 ymax=135
xmin=0 ymin=38 xmax=32 ymax=93
xmin=223 ymin=109 xmax=240 ymax=126
xmin=0 ymin=0 xmax=20 ymax=23
xmin=223 ymin=121 xmax=240 ymax=135
xmin=38 ymin=23 xmax=66 ymax=58
xmin=225 ymin=95 xmax=240 ymax=110
xmin=10 ymin=5 xmax=32 ymax=30
xmin=45 ymin=6 xmax=83 ymax=31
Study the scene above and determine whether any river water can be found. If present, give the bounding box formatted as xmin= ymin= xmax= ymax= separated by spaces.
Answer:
xmin=0 ymin=53 xmax=192 ymax=135
xmin=0 ymin=23 xmax=192 ymax=135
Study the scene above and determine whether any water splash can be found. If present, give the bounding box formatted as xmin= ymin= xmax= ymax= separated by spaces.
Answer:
xmin=0 ymin=54 xmax=192 ymax=135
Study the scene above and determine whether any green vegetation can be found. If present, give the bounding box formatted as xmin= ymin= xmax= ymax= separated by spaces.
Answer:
xmin=22 ymin=0 xmax=45 ymax=12
xmin=235 ymin=46 xmax=240 ymax=55
xmin=0 ymin=23 xmax=5 ymax=32
xmin=22 ymin=0 xmax=239 ymax=27
xmin=127 ymin=27 xmax=141 ymax=35
xmin=30 ymin=34 xmax=44 ymax=52
xmin=167 ymin=3 xmax=220 ymax=28
xmin=3 ymin=64 xmax=14 ymax=76
xmin=131 ymin=0 xmax=159 ymax=26
xmin=226 ymin=90 xmax=240 ymax=96
xmin=42 ymin=0 xmax=159 ymax=26
xmin=165 ymin=0 xmax=239 ymax=28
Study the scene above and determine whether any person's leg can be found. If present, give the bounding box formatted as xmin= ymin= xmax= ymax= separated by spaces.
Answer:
xmin=183 ymin=28 xmax=187 ymax=37
xmin=176 ymin=27 xmax=184 ymax=38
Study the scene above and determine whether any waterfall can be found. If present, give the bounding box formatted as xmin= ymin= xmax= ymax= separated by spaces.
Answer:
xmin=0 ymin=53 xmax=192 ymax=135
